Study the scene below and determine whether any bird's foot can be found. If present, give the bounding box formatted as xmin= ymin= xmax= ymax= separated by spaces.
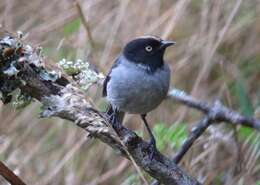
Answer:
xmin=147 ymin=138 xmax=157 ymax=160
xmin=106 ymin=112 xmax=122 ymax=131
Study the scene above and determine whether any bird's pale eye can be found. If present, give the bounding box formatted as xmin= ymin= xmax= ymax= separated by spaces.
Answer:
xmin=145 ymin=45 xmax=153 ymax=52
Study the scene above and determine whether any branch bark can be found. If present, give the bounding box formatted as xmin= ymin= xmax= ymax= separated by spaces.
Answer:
xmin=0 ymin=33 xmax=201 ymax=184
xmin=168 ymin=89 xmax=260 ymax=130
xmin=0 ymin=161 xmax=26 ymax=185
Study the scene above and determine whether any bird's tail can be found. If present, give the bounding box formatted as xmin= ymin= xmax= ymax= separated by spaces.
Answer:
xmin=106 ymin=104 xmax=125 ymax=124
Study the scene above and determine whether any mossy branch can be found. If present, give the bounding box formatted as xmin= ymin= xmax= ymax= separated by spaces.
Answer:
xmin=0 ymin=32 xmax=200 ymax=185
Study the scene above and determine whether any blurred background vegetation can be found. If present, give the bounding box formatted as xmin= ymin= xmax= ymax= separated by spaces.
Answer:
xmin=0 ymin=0 xmax=259 ymax=184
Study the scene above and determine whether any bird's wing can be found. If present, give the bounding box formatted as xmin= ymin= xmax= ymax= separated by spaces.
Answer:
xmin=102 ymin=57 xmax=121 ymax=97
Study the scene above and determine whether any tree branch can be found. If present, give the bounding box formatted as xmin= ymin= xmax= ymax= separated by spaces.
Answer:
xmin=167 ymin=88 xmax=260 ymax=169
xmin=0 ymin=161 xmax=26 ymax=185
xmin=0 ymin=33 xmax=200 ymax=185
xmin=168 ymin=89 xmax=260 ymax=130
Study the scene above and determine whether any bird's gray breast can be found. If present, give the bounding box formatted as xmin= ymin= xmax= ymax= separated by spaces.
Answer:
xmin=106 ymin=58 xmax=170 ymax=114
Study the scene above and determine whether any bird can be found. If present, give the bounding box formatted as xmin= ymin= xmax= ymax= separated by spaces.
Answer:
xmin=103 ymin=36 xmax=175 ymax=157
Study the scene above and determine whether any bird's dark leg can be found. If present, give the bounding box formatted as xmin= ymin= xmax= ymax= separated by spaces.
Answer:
xmin=141 ymin=114 xmax=157 ymax=159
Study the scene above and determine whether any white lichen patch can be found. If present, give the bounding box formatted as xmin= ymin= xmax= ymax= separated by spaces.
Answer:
xmin=25 ymin=45 xmax=45 ymax=68
xmin=41 ymin=84 xmax=88 ymax=118
xmin=58 ymin=58 xmax=77 ymax=74
xmin=39 ymin=70 xmax=61 ymax=82
xmin=58 ymin=58 xmax=104 ymax=91
xmin=17 ymin=31 xmax=24 ymax=39
xmin=3 ymin=63 xmax=19 ymax=76
xmin=0 ymin=36 xmax=16 ymax=47
xmin=169 ymin=89 xmax=188 ymax=98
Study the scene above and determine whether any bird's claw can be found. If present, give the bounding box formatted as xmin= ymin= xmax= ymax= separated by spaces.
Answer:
xmin=106 ymin=112 xmax=121 ymax=130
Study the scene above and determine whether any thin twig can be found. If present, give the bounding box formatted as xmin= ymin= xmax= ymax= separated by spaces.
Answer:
xmin=74 ymin=0 xmax=95 ymax=51
xmin=172 ymin=116 xmax=212 ymax=164
xmin=0 ymin=161 xmax=26 ymax=185
xmin=168 ymin=89 xmax=260 ymax=130
xmin=73 ymin=0 xmax=106 ymax=73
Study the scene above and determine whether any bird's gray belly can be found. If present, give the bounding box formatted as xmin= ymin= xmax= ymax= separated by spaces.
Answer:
xmin=106 ymin=64 xmax=170 ymax=114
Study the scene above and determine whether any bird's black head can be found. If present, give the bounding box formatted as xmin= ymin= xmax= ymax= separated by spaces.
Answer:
xmin=123 ymin=36 xmax=175 ymax=71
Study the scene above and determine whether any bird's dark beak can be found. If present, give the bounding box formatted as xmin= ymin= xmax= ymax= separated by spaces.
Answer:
xmin=160 ymin=40 xmax=176 ymax=49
